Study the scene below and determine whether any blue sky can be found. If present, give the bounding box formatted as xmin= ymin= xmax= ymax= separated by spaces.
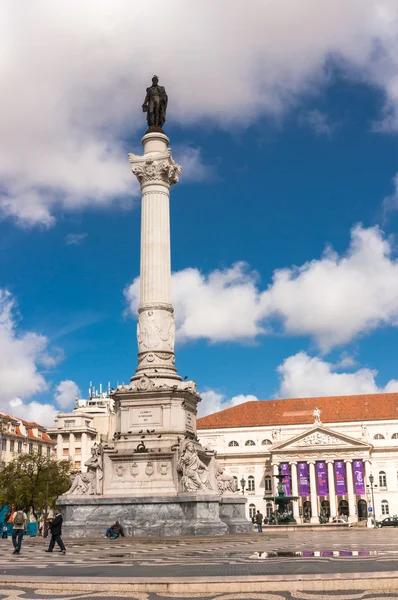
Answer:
xmin=2 ymin=2 xmax=398 ymax=424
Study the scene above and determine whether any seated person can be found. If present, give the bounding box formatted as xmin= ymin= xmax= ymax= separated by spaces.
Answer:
xmin=104 ymin=520 xmax=124 ymax=539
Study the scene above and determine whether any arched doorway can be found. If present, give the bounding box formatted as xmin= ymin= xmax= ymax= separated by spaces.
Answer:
xmin=357 ymin=499 xmax=367 ymax=521
xmin=303 ymin=500 xmax=311 ymax=523
xmin=339 ymin=499 xmax=349 ymax=517
xmin=321 ymin=500 xmax=330 ymax=521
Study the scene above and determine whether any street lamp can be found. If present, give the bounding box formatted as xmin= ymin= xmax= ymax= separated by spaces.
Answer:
xmin=367 ymin=474 xmax=377 ymax=528
xmin=240 ymin=476 xmax=246 ymax=495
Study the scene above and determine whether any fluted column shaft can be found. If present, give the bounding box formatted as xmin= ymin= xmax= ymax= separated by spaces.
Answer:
xmin=327 ymin=461 xmax=337 ymax=520
xmin=129 ymin=133 xmax=182 ymax=381
xmin=345 ymin=460 xmax=357 ymax=522
xmin=290 ymin=462 xmax=300 ymax=519
xmin=309 ymin=462 xmax=319 ymax=523
xmin=140 ymin=185 xmax=172 ymax=305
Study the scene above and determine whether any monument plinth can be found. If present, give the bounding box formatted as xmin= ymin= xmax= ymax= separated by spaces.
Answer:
xmin=57 ymin=77 xmax=251 ymax=537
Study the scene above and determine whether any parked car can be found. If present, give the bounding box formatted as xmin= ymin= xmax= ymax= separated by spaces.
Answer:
xmin=376 ymin=517 xmax=398 ymax=528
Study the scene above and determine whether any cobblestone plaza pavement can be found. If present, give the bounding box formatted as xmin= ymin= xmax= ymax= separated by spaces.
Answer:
xmin=0 ymin=529 xmax=398 ymax=597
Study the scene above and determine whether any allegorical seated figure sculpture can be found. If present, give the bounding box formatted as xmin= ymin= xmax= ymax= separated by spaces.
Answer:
xmin=142 ymin=75 xmax=168 ymax=130
xmin=214 ymin=460 xmax=236 ymax=494
xmin=65 ymin=444 xmax=103 ymax=496
xmin=177 ymin=441 xmax=212 ymax=492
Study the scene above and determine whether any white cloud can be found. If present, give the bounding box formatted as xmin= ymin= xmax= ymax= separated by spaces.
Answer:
xmin=54 ymin=380 xmax=80 ymax=410
xmin=276 ymin=351 xmax=398 ymax=398
xmin=198 ymin=390 xmax=257 ymax=418
xmin=125 ymin=262 xmax=265 ymax=342
xmin=383 ymin=173 xmax=398 ymax=214
xmin=3 ymin=1 xmax=398 ymax=225
xmin=0 ymin=289 xmax=60 ymax=425
xmin=8 ymin=398 xmax=58 ymax=427
xmin=174 ymin=146 xmax=213 ymax=183
xmin=65 ymin=233 xmax=88 ymax=246
xmin=262 ymin=224 xmax=398 ymax=351
xmin=301 ymin=109 xmax=334 ymax=136
xmin=125 ymin=225 xmax=398 ymax=350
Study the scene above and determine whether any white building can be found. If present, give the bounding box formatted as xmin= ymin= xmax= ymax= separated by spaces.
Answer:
xmin=197 ymin=393 xmax=398 ymax=524
xmin=48 ymin=384 xmax=115 ymax=471
xmin=0 ymin=412 xmax=55 ymax=468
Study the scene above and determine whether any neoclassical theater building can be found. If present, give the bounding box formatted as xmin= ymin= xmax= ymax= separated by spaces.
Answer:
xmin=197 ymin=393 xmax=398 ymax=523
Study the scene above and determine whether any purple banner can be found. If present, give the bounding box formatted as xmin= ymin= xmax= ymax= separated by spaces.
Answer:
xmin=353 ymin=459 xmax=365 ymax=495
xmin=316 ymin=461 xmax=328 ymax=496
xmin=334 ymin=460 xmax=347 ymax=496
xmin=280 ymin=462 xmax=291 ymax=496
xmin=298 ymin=462 xmax=310 ymax=497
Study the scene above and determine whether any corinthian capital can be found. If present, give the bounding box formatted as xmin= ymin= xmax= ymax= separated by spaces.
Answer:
xmin=128 ymin=150 xmax=182 ymax=187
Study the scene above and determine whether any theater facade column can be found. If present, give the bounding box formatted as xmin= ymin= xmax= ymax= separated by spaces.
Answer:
xmin=327 ymin=460 xmax=337 ymax=520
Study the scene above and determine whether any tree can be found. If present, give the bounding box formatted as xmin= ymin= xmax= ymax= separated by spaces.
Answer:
xmin=0 ymin=454 xmax=71 ymax=516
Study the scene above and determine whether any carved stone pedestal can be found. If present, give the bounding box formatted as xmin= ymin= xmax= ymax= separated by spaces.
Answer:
xmin=57 ymin=495 xmax=242 ymax=537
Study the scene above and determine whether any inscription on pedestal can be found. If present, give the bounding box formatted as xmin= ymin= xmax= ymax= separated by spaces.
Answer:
xmin=186 ymin=410 xmax=194 ymax=432
xmin=131 ymin=407 xmax=162 ymax=427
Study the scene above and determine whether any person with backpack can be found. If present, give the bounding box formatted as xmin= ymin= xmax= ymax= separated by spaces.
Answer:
xmin=12 ymin=508 xmax=27 ymax=554
xmin=45 ymin=508 xmax=66 ymax=554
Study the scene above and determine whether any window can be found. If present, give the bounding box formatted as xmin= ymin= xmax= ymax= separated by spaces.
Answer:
xmin=74 ymin=461 xmax=81 ymax=468
xmin=245 ymin=440 xmax=256 ymax=446
xmin=266 ymin=502 xmax=273 ymax=519
xmin=382 ymin=500 xmax=389 ymax=515
xmin=249 ymin=503 xmax=256 ymax=519
xmin=64 ymin=420 xmax=75 ymax=428
xmin=10 ymin=440 xmax=14 ymax=452
xmin=17 ymin=441 xmax=22 ymax=453
xmin=75 ymin=447 xmax=81 ymax=455
xmin=62 ymin=448 xmax=69 ymax=456
xmin=228 ymin=441 xmax=239 ymax=447
xmin=247 ymin=475 xmax=255 ymax=492
xmin=392 ymin=433 xmax=398 ymax=440
xmin=1 ymin=438 xmax=6 ymax=451
xmin=264 ymin=475 xmax=272 ymax=492
xmin=379 ymin=471 xmax=387 ymax=488
xmin=29 ymin=443 xmax=33 ymax=454
xmin=38 ymin=445 xmax=42 ymax=455
xmin=47 ymin=446 xmax=51 ymax=457
xmin=374 ymin=434 xmax=385 ymax=440
xmin=233 ymin=476 xmax=238 ymax=490
xmin=261 ymin=439 xmax=272 ymax=445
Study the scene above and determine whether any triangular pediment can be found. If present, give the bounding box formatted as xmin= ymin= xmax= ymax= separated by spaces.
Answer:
xmin=272 ymin=426 xmax=371 ymax=452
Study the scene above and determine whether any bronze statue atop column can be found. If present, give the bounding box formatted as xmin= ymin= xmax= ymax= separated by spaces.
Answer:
xmin=142 ymin=75 xmax=168 ymax=131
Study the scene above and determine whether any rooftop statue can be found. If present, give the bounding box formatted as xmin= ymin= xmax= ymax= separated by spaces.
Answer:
xmin=142 ymin=75 xmax=168 ymax=130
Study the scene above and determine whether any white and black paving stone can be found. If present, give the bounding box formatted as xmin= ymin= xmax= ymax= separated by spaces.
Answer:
xmin=0 ymin=529 xmax=397 ymax=597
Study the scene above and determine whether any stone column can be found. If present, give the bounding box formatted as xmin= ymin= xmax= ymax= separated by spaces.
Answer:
xmin=56 ymin=434 xmax=63 ymax=461
xmin=345 ymin=460 xmax=357 ymax=522
xmin=272 ymin=463 xmax=279 ymax=496
xmin=327 ymin=461 xmax=337 ymax=520
xmin=129 ymin=133 xmax=182 ymax=382
xmin=69 ymin=433 xmax=75 ymax=459
xmin=290 ymin=462 xmax=300 ymax=520
xmin=81 ymin=433 xmax=88 ymax=470
xmin=309 ymin=461 xmax=319 ymax=523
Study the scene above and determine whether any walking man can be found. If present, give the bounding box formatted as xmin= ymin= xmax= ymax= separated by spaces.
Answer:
xmin=12 ymin=507 xmax=27 ymax=554
xmin=255 ymin=510 xmax=263 ymax=533
xmin=45 ymin=508 xmax=66 ymax=554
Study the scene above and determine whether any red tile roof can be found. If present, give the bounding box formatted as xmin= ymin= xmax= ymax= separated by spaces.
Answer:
xmin=197 ymin=393 xmax=398 ymax=430
xmin=0 ymin=411 xmax=55 ymax=443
